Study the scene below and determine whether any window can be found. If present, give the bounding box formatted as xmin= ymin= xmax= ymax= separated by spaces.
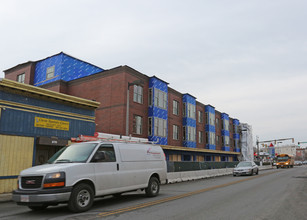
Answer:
xmin=216 ymin=135 xmax=219 ymax=145
xmin=46 ymin=66 xmax=55 ymax=79
xmin=225 ymin=136 xmax=230 ymax=146
xmin=215 ymin=118 xmax=219 ymax=127
xmin=183 ymin=103 xmax=196 ymax=119
xmin=207 ymin=132 xmax=215 ymax=145
xmin=92 ymin=144 xmax=116 ymax=162
xmin=229 ymin=123 xmax=233 ymax=132
xmin=173 ymin=125 xmax=179 ymax=140
xmin=133 ymin=85 xmax=143 ymax=104
xmin=198 ymin=111 xmax=203 ymax=123
xmin=154 ymin=89 xmax=167 ymax=109
xmin=187 ymin=103 xmax=196 ymax=119
xmin=234 ymin=125 xmax=238 ymax=133
xmin=199 ymin=131 xmax=203 ymax=143
xmin=184 ymin=126 xmax=196 ymax=142
xmin=154 ymin=117 xmax=167 ymax=137
xmin=224 ymin=120 xmax=229 ymax=131
xmin=148 ymin=88 xmax=153 ymax=106
xmin=148 ymin=117 xmax=152 ymax=136
xmin=188 ymin=127 xmax=196 ymax=142
xmin=207 ymin=112 xmax=215 ymax=126
xmin=133 ymin=115 xmax=142 ymax=134
xmin=17 ymin=73 xmax=25 ymax=83
xmin=173 ymin=100 xmax=179 ymax=115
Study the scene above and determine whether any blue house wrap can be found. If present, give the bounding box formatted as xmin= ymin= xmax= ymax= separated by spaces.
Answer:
xmin=34 ymin=52 xmax=103 ymax=87
xmin=148 ymin=76 xmax=168 ymax=145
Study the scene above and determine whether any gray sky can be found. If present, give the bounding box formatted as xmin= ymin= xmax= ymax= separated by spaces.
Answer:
xmin=1 ymin=0 xmax=306 ymax=146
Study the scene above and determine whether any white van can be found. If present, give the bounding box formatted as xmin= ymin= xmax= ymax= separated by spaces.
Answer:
xmin=12 ymin=141 xmax=167 ymax=212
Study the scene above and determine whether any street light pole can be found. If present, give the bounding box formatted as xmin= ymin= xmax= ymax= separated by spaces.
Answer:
xmin=125 ymin=83 xmax=131 ymax=136
xmin=125 ymin=80 xmax=144 ymax=136
xmin=256 ymin=136 xmax=259 ymax=162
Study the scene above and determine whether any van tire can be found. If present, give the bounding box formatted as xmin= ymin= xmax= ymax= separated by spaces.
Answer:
xmin=68 ymin=183 xmax=94 ymax=213
xmin=145 ymin=177 xmax=160 ymax=197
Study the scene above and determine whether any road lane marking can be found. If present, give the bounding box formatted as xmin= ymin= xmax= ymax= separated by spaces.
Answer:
xmin=97 ymin=170 xmax=278 ymax=218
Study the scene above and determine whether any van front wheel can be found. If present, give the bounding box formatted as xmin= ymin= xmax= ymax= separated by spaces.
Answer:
xmin=145 ymin=177 xmax=160 ymax=197
xmin=68 ymin=183 xmax=94 ymax=212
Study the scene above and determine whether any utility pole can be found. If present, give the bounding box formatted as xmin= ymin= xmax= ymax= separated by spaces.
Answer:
xmin=256 ymin=136 xmax=259 ymax=161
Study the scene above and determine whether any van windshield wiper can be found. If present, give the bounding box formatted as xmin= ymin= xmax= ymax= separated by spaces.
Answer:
xmin=55 ymin=159 xmax=72 ymax=163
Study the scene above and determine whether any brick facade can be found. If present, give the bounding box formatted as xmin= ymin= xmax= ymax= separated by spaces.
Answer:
xmin=3 ymin=52 xmax=242 ymax=162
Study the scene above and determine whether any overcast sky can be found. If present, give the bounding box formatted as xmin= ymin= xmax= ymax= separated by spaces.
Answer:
xmin=1 ymin=0 xmax=306 ymax=146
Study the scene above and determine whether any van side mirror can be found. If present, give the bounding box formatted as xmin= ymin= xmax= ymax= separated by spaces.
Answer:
xmin=92 ymin=151 xmax=106 ymax=162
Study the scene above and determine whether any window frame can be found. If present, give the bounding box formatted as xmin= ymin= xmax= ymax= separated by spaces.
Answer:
xmin=198 ymin=110 xmax=203 ymax=123
xmin=133 ymin=85 xmax=143 ymax=104
xmin=173 ymin=124 xmax=179 ymax=140
xmin=154 ymin=88 xmax=167 ymax=109
xmin=154 ymin=117 xmax=167 ymax=137
xmin=91 ymin=144 xmax=116 ymax=163
xmin=198 ymin=131 xmax=203 ymax=143
xmin=173 ymin=100 xmax=179 ymax=115
xmin=133 ymin=115 xmax=143 ymax=135
xmin=148 ymin=88 xmax=153 ymax=106
xmin=148 ymin=117 xmax=152 ymax=136
xmin=46 ymin=66 xmax=55 ymax=79
xmin=17 ymin=73 xmax=25 ymax=83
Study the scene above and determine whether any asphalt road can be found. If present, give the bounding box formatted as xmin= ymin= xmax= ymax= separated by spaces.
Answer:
xmin=0 ymin=166 xmax=306 ymax=220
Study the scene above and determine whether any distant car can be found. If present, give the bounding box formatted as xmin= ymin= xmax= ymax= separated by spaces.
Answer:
xmin=302 ymin=161 xmax=307 ymax=165
xmin=233 ymin=161 xmax=259 ymax=176
xmin=294 ymin=161 xmax=303 ymax=166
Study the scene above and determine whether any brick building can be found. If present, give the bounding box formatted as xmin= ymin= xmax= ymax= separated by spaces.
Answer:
xmin=4 ymin=52 xmax=242 ymax=162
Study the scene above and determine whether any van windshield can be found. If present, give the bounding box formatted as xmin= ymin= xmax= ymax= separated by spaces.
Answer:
xmin=53 ymin=143 xmax=98 ymax=163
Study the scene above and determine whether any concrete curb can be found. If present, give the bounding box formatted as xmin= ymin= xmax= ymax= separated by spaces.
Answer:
xmin=0 ymin=166 xmax=274 ymax=203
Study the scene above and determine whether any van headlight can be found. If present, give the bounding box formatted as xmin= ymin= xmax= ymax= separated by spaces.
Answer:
xmin=43 ymin=172 xmax=65 ymax=188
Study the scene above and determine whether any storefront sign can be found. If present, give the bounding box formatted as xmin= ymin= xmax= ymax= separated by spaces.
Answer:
xmin=34 ymin=117 xmax=69 ymax=131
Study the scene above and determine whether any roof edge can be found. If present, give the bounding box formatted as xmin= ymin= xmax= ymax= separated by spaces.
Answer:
xmin=0 ymin=78 xmax=100 ymax=108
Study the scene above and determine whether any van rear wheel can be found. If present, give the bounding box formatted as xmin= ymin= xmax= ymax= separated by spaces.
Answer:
xmin=145 ymin=177 xmax=160 ymax=197
xmin=68 ymin=183 xmax=94 ymax=212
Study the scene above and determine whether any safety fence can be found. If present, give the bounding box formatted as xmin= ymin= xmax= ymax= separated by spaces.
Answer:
xmin=167 ymin=161 xmax=239 ymax=172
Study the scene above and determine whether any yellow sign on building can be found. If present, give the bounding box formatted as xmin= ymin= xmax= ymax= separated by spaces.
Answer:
xmin=34 ymin=117 xmax=69 ymax=131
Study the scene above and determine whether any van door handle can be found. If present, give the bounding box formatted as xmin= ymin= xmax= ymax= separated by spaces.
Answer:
xmin=117 ymin=163 xmax=119 ymax=171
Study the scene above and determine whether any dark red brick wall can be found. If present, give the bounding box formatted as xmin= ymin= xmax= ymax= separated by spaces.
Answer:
xmin=215 ymin=111 xmax=222 ymax=150
xmin=196 ymin=102 xmax=206 ymax=149
xmin=66 ymin=67 xmax=149 ymax=138
xmin=168 ymin=89 xmax=183 ymax=146
xmin=40 ymin=81 xmax=68 ymax=94
xmin=4 ymin=63 xmax=35 ymax=85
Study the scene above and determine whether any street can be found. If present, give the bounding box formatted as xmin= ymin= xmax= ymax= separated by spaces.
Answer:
xmin=0 ymin=166 xmax=306 ymax=220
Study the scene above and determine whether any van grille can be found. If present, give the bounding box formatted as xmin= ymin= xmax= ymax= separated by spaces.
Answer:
xmin=21 ymin=176 xmax=43 ymax=189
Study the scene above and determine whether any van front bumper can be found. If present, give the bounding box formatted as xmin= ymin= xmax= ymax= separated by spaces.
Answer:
xmin=12 ymin=187 xmax=72 ymax=204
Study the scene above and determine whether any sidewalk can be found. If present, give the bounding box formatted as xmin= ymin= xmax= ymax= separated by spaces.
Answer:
xmin=0 ymin=166 xmax=274 ymax=203
xmin=0 ymin=193 xmax=12 ymax=203
xmin=167 ymin=165 xmax=274 ymax=183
